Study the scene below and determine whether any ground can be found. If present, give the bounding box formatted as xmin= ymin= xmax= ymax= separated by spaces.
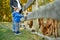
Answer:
xmin=0 ymin=22 xmax=35 ymax=40
xmin=0 ymin=22 xmax=44 ymax=40
xmin=0 ymin=22 xmax=60 ymax=40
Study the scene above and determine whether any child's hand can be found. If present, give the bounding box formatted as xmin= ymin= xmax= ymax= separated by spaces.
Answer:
xmin=24 ymin=16 xmax=27 ymax=21
xmin=20 ymin=17 xmax=25 ymax=21
xmin=21 ymin=21 xmax=24 ymax=23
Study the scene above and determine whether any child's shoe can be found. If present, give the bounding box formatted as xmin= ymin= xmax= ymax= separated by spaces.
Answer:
xmin=14 ymin=31 xmax=22 ymax=35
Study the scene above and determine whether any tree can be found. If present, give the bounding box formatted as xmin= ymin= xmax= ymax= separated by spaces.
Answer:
xmin=38 ymin=0 xmax=54 ymax=6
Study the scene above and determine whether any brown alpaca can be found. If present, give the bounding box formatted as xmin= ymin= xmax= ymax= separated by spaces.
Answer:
xmin=42 ymin=18 xmax=53 ymax=36
xmin=38 ymin=18 xmax=53 ymax=36
xmin=38 ymin=18 xmax=58 ymax=37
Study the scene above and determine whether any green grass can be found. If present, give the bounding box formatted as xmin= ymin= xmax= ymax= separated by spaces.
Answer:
xmin=0 ymin=22 xmax=34 ymax=40
xmin=0 ymin=22 xmax=49 ymax=40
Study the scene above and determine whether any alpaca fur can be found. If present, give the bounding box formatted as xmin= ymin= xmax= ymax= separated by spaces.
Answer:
xmin=52 ymin=20 xmax=58 ymax=37
xmin=38 ymin=18 xmax=58 ymax=37
xmin=40 ymin=18 xmax=53 ymax=36
xmin=27 ymin=20 xmax=33 ymax=28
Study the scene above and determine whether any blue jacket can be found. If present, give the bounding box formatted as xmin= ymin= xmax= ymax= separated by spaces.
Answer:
xmin=12 ymin=12 xmax=24 ymax=23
